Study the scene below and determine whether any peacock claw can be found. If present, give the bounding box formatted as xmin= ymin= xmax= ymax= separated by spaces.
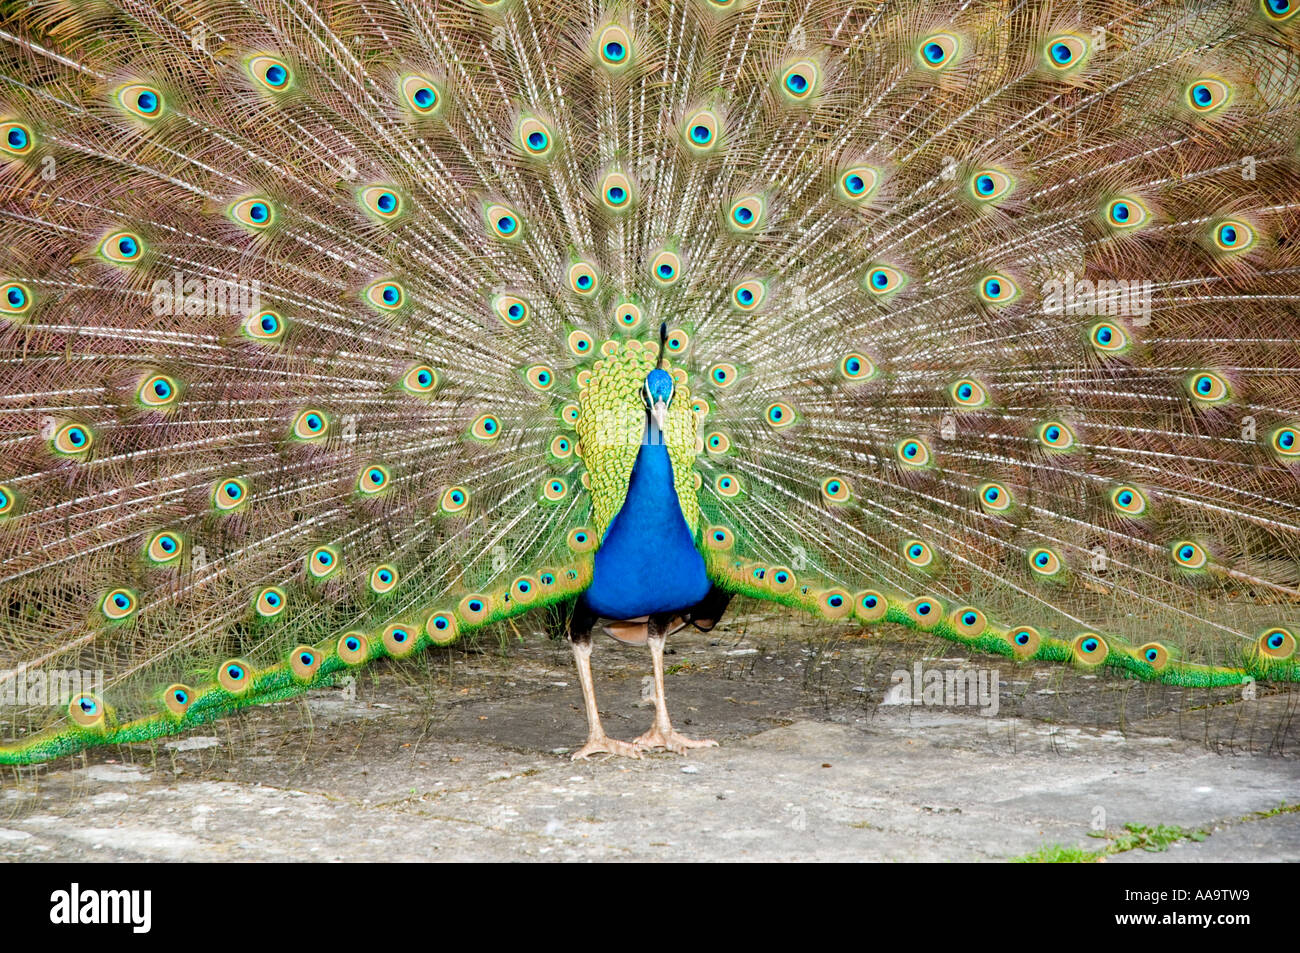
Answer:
xmin=571 ymin=735 xmax=642 ymax=761
xmin=633 ymin=727 xmax=719 ymax=755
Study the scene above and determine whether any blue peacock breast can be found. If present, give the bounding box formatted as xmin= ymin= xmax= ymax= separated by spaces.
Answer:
xmin=583 ymin=442 xmax=710 ymax=620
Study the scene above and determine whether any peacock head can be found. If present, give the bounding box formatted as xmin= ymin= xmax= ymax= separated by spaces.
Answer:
xmin=642 ymin=368 xmax=674 ymax=434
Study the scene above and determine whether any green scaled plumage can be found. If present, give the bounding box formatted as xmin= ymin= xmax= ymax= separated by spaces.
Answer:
xmin=1 ymin=0 xmax=1299 ymax=765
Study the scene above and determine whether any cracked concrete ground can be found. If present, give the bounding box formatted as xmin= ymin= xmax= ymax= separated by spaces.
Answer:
xmin=1 ymin=608 xmax=1297 ymax=862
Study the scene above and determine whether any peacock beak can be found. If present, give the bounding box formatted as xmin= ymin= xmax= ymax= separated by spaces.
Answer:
xmin=651 ymin=399 xmax=668 ymax=434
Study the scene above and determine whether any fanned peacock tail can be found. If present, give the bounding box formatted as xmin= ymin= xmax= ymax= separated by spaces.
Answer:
xmin=1 ymin=0 xmax=1299 ymax=764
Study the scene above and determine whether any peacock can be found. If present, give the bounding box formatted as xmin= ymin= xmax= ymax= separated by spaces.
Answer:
xmin=1 ymin=0 xmax=1298 ymax=766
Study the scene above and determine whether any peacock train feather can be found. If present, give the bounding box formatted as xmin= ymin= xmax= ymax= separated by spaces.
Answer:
xmin=1 ymin=0 xmax=1299 ymax=763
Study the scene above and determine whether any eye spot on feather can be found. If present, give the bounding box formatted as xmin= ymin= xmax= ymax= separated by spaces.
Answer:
xmin=229 ymin=197 xmax=275 ymax=230
xmin=518 ymin=116 xmax=554 ymax=157
xmin=337 ymin=632 xmax=369 ymax=665
xmin=614 ymin=301 xmax=642 ymax=330
xmin=458 ymin=595 xmax=492 ymax=625
xmin=358 ymin=465 xmax=389 ymax=495
xmin=364 ymin=280 xmax=405 ymax=311
xmin=949 ymin=378 xmax=987 ymax=408
xmin=101 ymin=588 xmax=137 ymax=620
xmin=764 ymin=402 xmax=795 ymax=429
xmin=1261 ymin=0 xmax=1297 ymax=21
xmin=1171 ymin=540 xmax=1209 ymax=570
xmin=906 ymin=597 xmax=942 ymax=629
xmin=1007 ymin=625 xmax=1041 ymax=658
xmin=117 ymin=83 xmax=163 ymax=119
xmin=360 ymin=186 xmax=403 ymax=221
xmin=521 ymin=364 xmax=556 ymax=393
xmin=566 ymin=330 xmax=594 ymax=358
xmin=779 ymin=59 xmax=820 ymax=102
xmin=383 ymin=623 xmax=417 ymax=657
xmin=218 ymin=660 xmax=248 ymax=691
xmin=1071 ymin=633 xmax=1108 ymax=665
xmin=549 ymin=435 xmax=574 ymax=459
xmin=977 ymin=274 xmax=1018 ymax=305
xmin=512 ymin=575 xmax=539 ymax=604
xmin=292 ymin=409 xmax=329 ymax=441
xmin=840 ymin=352 xmax=874 ymax=380
xmin=492 ymin=294 xmax=530 ymax=327
xmin=163 ymin=683 xmax=193 ymax=715
xmin=245 ymin=309 xmax=285 ymax=341
xmin=727 ymin=195 xmax=765 ymax=232
xmin=708 ymin=363 xmax=738 ymax=388
xmin=1104 ymin=196 xmax=1149 ymax=230
xmin=650 ymin=250 xmax=681 ymax=286
xmin=917 ymin=33 xmax=959 ymax=70
xmin=951 ymin=606 xmax=986 ymax=637
xmin=485 ymin=203 xmax=523 ymax=239
xmin=863 ymin=265 xmax=906 ymax=296
xmin=1258 ymin=627 xmax=1296 ymax=661
xmin=978 ymin=482 xmax=1012 ymax=512
xmin=138 ymin=373 xmax=179 ymax=408
xmin=400 ymin=75 xmax=442 ymax=115
xmin=714 ymin=473 xmax=741 ymax=498
xmin=255 ymin=586 xmax=286 ymax=618
xmin=705 ymin=431 xmax=730 ymax=455
xmin=567 ymin=527 xmax=597 ymax=552
xmin=370 ymin=564 xmax=398 ymax=594
xmin=1110 ymin=485 xmax=1148 ymax=516
xmin=426 ymin=612 xmax=459 ymax=646
xmin=896 ymin=437 xmax=930 ymax=467
xmin=290 ymin=647 xmax=320 ymax=681
xmin=1037 ymin=421 xmax=1075 ymax=451
xmin=1043 ymin=35 xmax=1088 ymax=71
xmin=1139 ymin=643 xmax=1170 ymax=671
xmin=837 ymin=166 xmax=879 ymax=204
xmin=99 ymin=231 xmax=143 ymax=264
xmin=568 ymin=262 xmax=598 ymax=295
xmin=1271 ymin=426 xmax=1299 ymax=458
xmin=1212 ymin=220 xmax=1254 ymax=252
xmin=69 ymin=692 xmax=105 ymax=729
xmin=470 ymin=413 xmax=502 ymax=441
xmin=596 ymin=24 xmax=634 ymax=71
xmin=1187 ymin=371 xmax=1229 ymax=404
xmin=1089 ymin=321 xmax=1129 ymax=353
xmin=902 ymin=539 xmax=934 ymax=568
xmin=820 ymin=477 xmax=851 ymax=503
xmin=248 ymin=55 xmax=291 ymax=92
xmin=663 ymin=328 xmax=691 ymax=355
xmin=818 ymin=589 xmax=852 ymax=619
xmin=683 ymin=109 xmax=720 ymax=152
xmin=542 ymin=477 xmax=568 ymax=502
xmin=1186 ymin=78 xmax=1231 ymax=114
xmin=1 ymin=121 xmax=34 ymax=156
xmin=1028 ymin=547 xmax=1063 ymax=577
xmin=968 ymin=169 xmax=1013 ymax=203
xmin=731 ymin=279 xmax=766 ymax=311
xmin=440 ymin=486 xmax=469 ymax=513
xmin=307 ymin=545 xmax=340 ymax=579
xmin=53 ymin=422 xmax=93 ymax=456
xmin=210 ymin=475 xmax=248 ymax=512
xmin=1 ymin=281 xmax=32 ymax=318
xmin=146 ymin=530 xmax=183 ymax=564
xmin=559 ymin=402 xmax=581 ymax=427
xmin=768 ymin=566 xmax=797 ymax=594
xmin=599 ymin=171 xmax=634 ymax=211
xmin=0 ymin=483 xmax=16 ymax=518
xmin=855 ymin=590 xmax=888 ymax=622
xmin=402 ymin=364 xmax=437 ymax=395
xmin=705 ymin=526 xmax=734 ymax=551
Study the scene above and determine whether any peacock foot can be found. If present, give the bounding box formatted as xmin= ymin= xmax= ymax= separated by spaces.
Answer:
xmin=633 ymin=726 xmax=719 ymax=755
xmin=570 ymin=734 xmax=642 ymax=761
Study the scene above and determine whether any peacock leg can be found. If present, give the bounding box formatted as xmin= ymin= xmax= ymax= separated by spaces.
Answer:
xmin=569 ymin=639 xmax=641 ymax=761
xmin=634 ymin=619 xmax=718 ymax=755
